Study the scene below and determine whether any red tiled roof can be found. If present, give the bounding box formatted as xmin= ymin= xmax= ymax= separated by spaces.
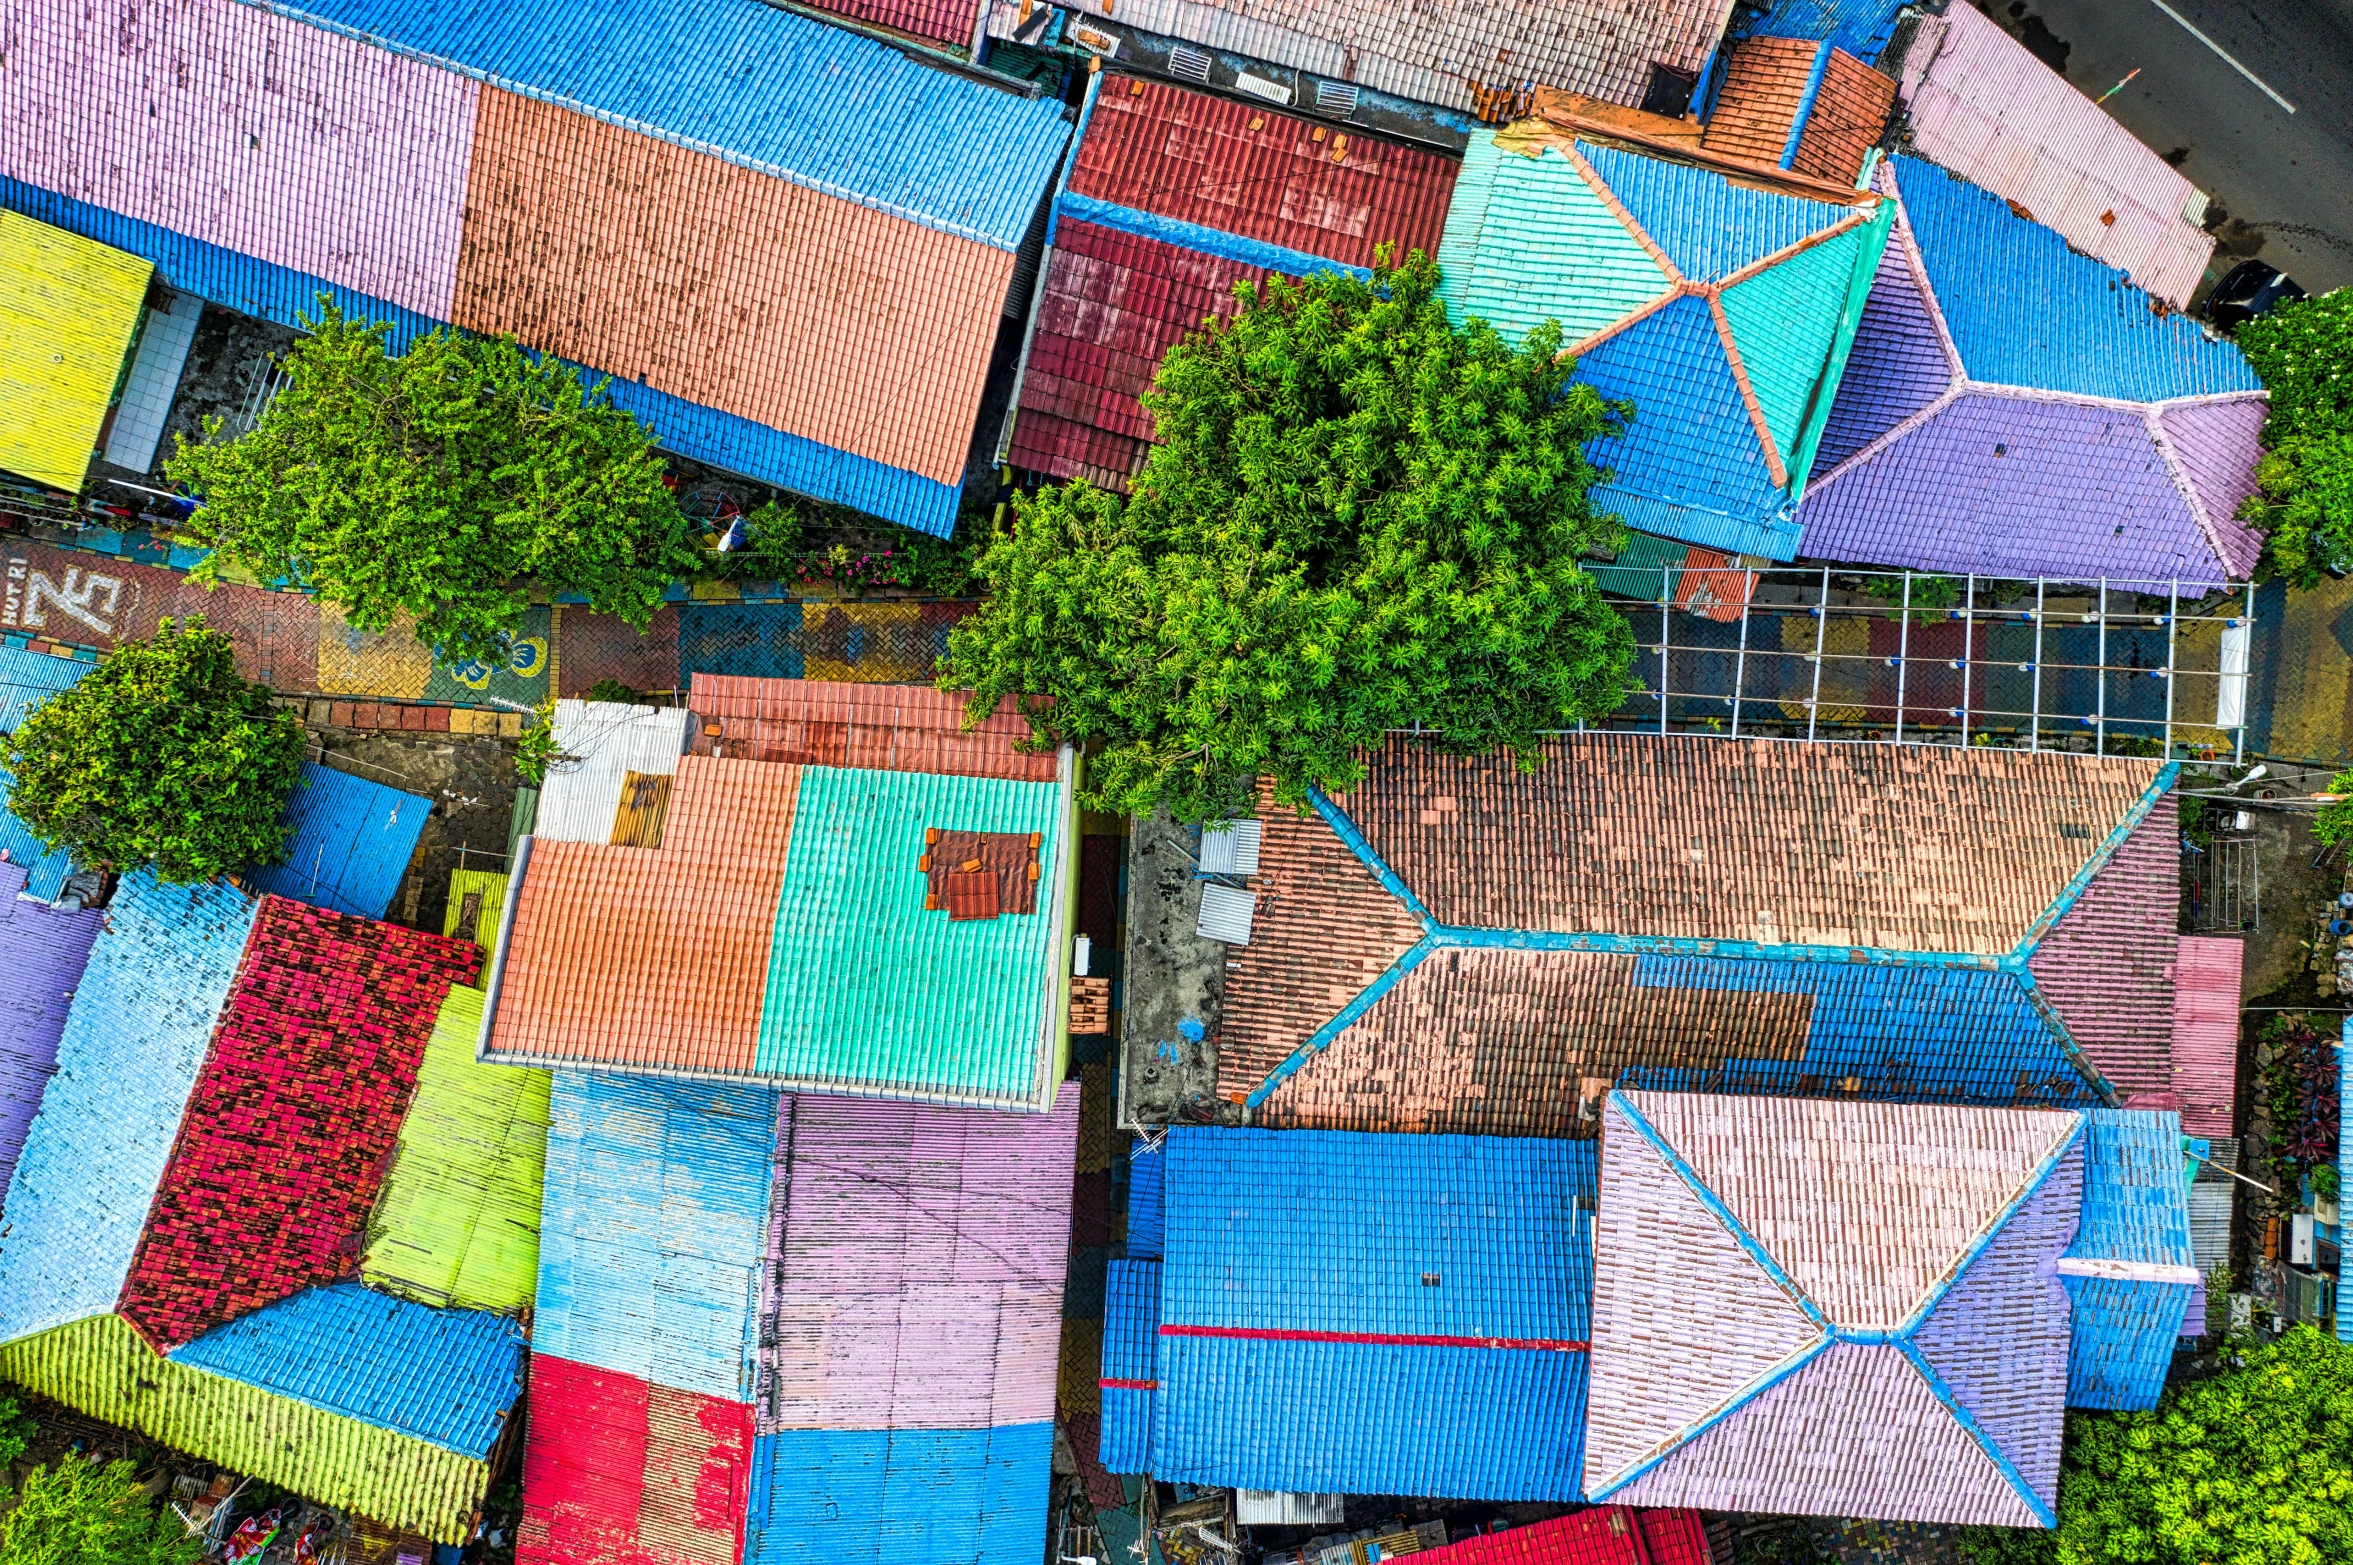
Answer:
xmin=488 ymin=755 xmax=800 ymax=1076
xmin=2171 ymin=934 xmax=2242 ymax=1137
xmin=1069 ymin=76 xmax=1458 ymax=269
xmin=2027 ymin=795 xmax=2180 ymax=1098
xmin=688 ymin=675 xmax=1059 ymax=783
xmin=1413 ymin=1508 xmax=1714 ymax=1565
xmin=1700 ymin=40 xmax=1893 ymax=188
xmin=1330 ymin=735 xmax=2161 ymax=955
xmin=516 ymin=1353 xmax=752 ymax=1565
xmin=115 ymin=898 xmax=481 ymax=1352
xmin=1800 ymin=48 xmax=1898 ymax=185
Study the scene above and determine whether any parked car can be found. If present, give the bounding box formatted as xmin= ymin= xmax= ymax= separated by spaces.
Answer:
xmin=2206 ymin=258 xmax=2306 ymax=331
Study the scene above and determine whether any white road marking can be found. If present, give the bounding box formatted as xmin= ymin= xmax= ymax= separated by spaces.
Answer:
xmin=2147 ymin=0 xmax=2297 ymax=113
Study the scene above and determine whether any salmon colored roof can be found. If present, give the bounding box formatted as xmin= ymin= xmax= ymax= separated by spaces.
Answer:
xmin=487 ymin=755 xmax=801 ymax=1076
xmin=689 ymin=675 xmax=1059 ymax=783
xmin=453 ymin=87 xmax=1015 ymax=489
xmin=1701 ymin=39 xmax=1894 ymax=187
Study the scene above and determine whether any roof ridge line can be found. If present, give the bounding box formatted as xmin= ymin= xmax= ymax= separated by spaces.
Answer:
xmin=1708 ymin=291 xmax=1793 ymax=490
xmin=1563 ymin=285 xmax=1684 ymax=359
xmin=1306 ymin=788 xmax=1434 ymax=924
xmin=1891 ymin=1111 xmax=2086 ymax=1335
xmin=1897 ymin=1338 xmax=2059 ymax=1526
xmin=1586 ymin=1333 xmax=1832 ymax=1500
xmin=1243 ymin=936 xmax=1437 ymax=1113
xmin=2144 ymin=402 xmax=2253 ymax=578
xmin=2013 ymin=761 xmax=2180 ymax=957
xmin=1051 ymin=191 xmax=1375 ymax=283
xmin=2012 ymin=973 xmax=2124 ymax=1106
xmin=1425 ymin=926 xmax=2021 ymax=971
xmin=1880 ymin=159 xmax=1971 ymax=385
xmin=1714 ymin=206 xmax=1876 ymax=292
xmin=1559 ymin=141 xmax=1687 ymax=287
xmin=1804 ymin=380 xmax=1964 ymax=494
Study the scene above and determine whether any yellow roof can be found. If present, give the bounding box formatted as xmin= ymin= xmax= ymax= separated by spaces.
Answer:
xmin=0 ymin=210 xmax=152 ymax=490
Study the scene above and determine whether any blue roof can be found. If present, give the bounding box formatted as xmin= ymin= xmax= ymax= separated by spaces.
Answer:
xmin=746 ymin=1423 xmax=1054 ymax=1565
xmin=1152 ymin=1127 xmax=1592 ymax=1499
xmin=277 ymin=0 xmax=1067 ymax=251
xmin=1892 ymin=156 xmax=2261 ymax=403
xmin=536 ymin=1072 xmax=777 ymax=1402
xmin=0 ymin=645 xmax=95 ymax=899
xmin=1582 ymin=143 xmax=1855 ymax=282
xmin=169 ymin=1282 xmax=526 ymax=1459
xmin=1100 ymin=1259 xmax=1159 ymax=1475
xmin=2063 ymin=1109 xmax=2195 ymax=1409
xmin=1742 ymin=0 xmax=1909 ymax=58
xmin=246 ymin=763 xmax=431 ymax=920
xmin=0 ymin=875 xmax=254 ymax=1345
xmin=1124 ymin=1141 xmax=1163 ymax=1260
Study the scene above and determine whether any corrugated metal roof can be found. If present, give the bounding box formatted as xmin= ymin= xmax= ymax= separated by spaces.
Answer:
xmin=745 ymin=1422 xmax=1054 ymax=1565
xmin=2171 ymin=935 xmax=2242 ymax=1137
xmin=1195 ymin=882 xmax=1256 ymax=945
xmin=362 ymin=984 xmax=552 ymax=1313
xmin=168 ymin=1282 xmax=525 ymax=1459
xmin=1126 ymin=1141 xmax=1164 ymax=1259
xmin=536 ymin=1072 xmax=778 ymax=1402
xmin=273 ymin=0 xmax=1068 ymax=250
xmin=0 ymin=874 xmax=254 ymax=1347
xmin=0 ymin=1312 xmax=493 ymax=1544
xmin=246 ymin=761 xmax=433 ymax=920
xmin=1743 ymin=0 xmax=1908 ymax=60
xmin=1053 ymin=0 xmax=1733 ymax=114
xmin=1152 ymin=1126 xmax=1594 ymax=1499
xmin=535 ymin=701 xmax=696 ymax=845
xmin=0 ymin=868 xmax=102 ymax=1213
xmin=2062 ymin=1108 xmax=2194 ymax=1410
xmin=118 ymin=898 xmax=483 ymax=1352
xmin=1407 ymin=1509 xmax=1715 ymax=1565
xmin=1899 ymin=4 xmax=2213 ymax=309
xmin=516 ymin=1352 xmax=754 ymax=1565
xmin=0 ymin=636 xmax=97 ymax=900
xmin=0 ymin=209 xmax=151 ymax=489
xmin=761 ymin=1086 xmax=1079 ymax=1431
xmin=1099 ymin=1257 xmax=1159 ymax=1474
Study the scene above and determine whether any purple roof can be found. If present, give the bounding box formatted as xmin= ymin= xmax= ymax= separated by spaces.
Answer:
xmin=757 ymin=1083 xmax=1078 ymax=1433
xmin=0 ymin=862 xmax=105 ymax=1214
xmin=1809 ymin=230 xmax=1957 ymax=476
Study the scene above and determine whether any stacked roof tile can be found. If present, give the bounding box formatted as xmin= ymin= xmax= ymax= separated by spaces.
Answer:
xmin=1011 ymin=76 xmax=1456 ymax=488
xmin=1436 ymin=127 xmax=1891 ymax=558
xmin=1134 ymin=1127 xmax=1596 ymax=1499
xmin=746 ymin=1086 xmax=1080 ymax=1564
xmin=485 ymin=679 xmax=1074 ymax=1109
xmin=1800 ymin=156 xmax=2265 ymax=586
xmin=2059 ymin=1109 xmax=2199 ymax=1408
xmin=1896 ymin=3 xmax=2214 ymax=308
xmin=1700 ymin=39 xmax=1895 ymax=187
xmin=0 ymin=860 xmax=101 ymax=1212
xmin=2026 ymin=794 xmax=2182 ymax=1101
xmin=117 ymin=899 xmax=481 ymax=1351
xmin=1 ymin=0 xmax=1071 ymax=533
xmin=1223 ymin=734 xmax=2172 ymax=1133
xmin=1409 ymin=1509 xmax=1714 ymax=1565
xmin=0 ymin=208 xmax=151 ymax=489
xmin=1050 ymin=0 xmax=1734 ymax=114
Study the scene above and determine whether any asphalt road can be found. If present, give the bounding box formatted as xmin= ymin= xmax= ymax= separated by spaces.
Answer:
xmin=2007 ymin=0 xmax=2353 ymax=295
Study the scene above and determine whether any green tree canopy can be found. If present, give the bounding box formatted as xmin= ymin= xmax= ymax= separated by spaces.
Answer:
xmin=1960 ymin=1326 xmax=2353 ymax=1565
xmin=942 ymin=249 xmax=1635 ymax=821
xmin=2 ymin=616 xmax=304 ymax=882
xmin=165 ymin=303 xmax=701 ymax=664
xmin=0 ymin=1456 xmax=201 ymax=1565
xmin=2236 ymin=288 xmax=2353 ymax=587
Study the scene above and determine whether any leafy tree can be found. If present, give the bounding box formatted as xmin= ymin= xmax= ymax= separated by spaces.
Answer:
xmin=2315 ymin=765 xmax=2353 ymax=849
xmin=2236 ymin=289 xmax=2353 ymax=587
xmin=165 ymin=302 xmax=701 ymax=664
xmin=943 ymin=250 xmax=1635 ymax=821
xmin=0 ymin=1456 xmax=201 ymax=1565
xmin=2 ymin=617 xmax=304 ymax=882
xmin=1958 ymin=1326 xmax=2353 ymax=1565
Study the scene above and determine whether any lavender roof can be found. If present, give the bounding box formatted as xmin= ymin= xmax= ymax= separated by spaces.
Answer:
xmin=1799 ymin=158 xmax=2265 ymax=587
xmin=0 ymin=863 xmax=103 ymax=1215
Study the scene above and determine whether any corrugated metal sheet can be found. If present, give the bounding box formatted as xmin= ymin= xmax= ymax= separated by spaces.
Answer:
xmin=1098 ymin=1258 xmax=1159 ymax=1473
xmin=1069 ymin=77 xmax=1457 ymax=268
xmin=1195 ymin=882 xmax=1256 ymax=945
xmin=246 ymin=761 xmax=433 ymax=919
xmin=0 ymin=865 xmax=103 ymax=1212
xmin=1125 ymin=1142 xmax=1164 ymax=1259
xmin=2062 ymin=1108 xmax=2194 ymax=1410
xmin=1744 ymin=0 xmax=1907 ymax=60
xmin=487 ymin=756 xmax=800 ymax=1078
xmin=535 ymin=702 xmax=695 ymax=844
xmin=760 ymin=1085 xmax=1080 ymax=1432
xmin=2 ymin=0 xmax=478 ymax=319
xmin=455 ymin=87 xmax=1017 ymax=492
xmin=0 ymin=874 xmax=255 ymax=1346
xmin=276 ymin=0 xmax=1067 ymax=250
xmin=2187 ymin=1179 xmax=2231 ymax=1275
xmin=1153 ymin=1126 xmax=1594 ymax=1499
xmin=755 ymin=762 xmax=1067 ymax=1107
xmin=0 ymin=1312 xmax=492 ymax=1543
xmin=1054 ymin=0 xmax=1731 ymax=114
xmin=167 ymin=1281 xmax=524 ymax=1459
xmin=2171 ymin=935 xmax=2243 ymax=1137
xmin=745 ymin=1422 xmax=1054 ymax=1565
xmin=1408 ymin=1508 xmax=1715 ymax=1565
xmin=0 ymin=209 xmax=150 ymax=489
xmin=536 ymin=1073 xmax=778 ymax=1401
xmin=118 ymin=898 xmax=482 ymax=1352
xmin=0 ymin=643 xmax=94 ymax=898
xmin=517 ymin=1352 xmax=754 ymax=1565
xmin=362 ymin=985 xmax=552 ymax=1313
xmin=1899 ymin=4 xmax=2213 ymax=309
xmin=442 ymin=868 xmax=509 ymax=953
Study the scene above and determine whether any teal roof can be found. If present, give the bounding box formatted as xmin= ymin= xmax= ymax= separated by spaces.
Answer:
xmin=755 ymin=765 xmax=1067 ymax=1107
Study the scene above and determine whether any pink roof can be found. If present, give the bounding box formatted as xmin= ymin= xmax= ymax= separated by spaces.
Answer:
xmin=1898 ymin=4 xmax=2214 ymax=307
xmin=2171 ymin=936 xmax=2243 ymax=1138
xmin=2027 ymin=795 xmax=2179 ymax=1099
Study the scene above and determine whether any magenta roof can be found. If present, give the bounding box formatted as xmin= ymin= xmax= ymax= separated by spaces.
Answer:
xmin=2171 ymin=936 xmax=2243 ymax=1138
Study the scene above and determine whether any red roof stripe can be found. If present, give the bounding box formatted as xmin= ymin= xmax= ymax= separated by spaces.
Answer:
xmin=1160 ymin=1324 xmax=1589 ymax=1352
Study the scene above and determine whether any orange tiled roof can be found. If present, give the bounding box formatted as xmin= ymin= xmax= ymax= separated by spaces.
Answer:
xmin=1699 ymin=39 xmax=1895 ymax=188
xmin=688 ymin=675 xmax=1058 ymax=783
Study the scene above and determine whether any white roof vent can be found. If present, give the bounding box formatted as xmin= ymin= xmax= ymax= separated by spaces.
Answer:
xmin=1196 ymin=882 xmax=1257 ymax=945
xmin=1198 ymin=818 xmax=1263 ymax=877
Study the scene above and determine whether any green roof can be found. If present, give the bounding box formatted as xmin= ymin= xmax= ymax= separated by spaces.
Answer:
xmin=0 ymin=1314 xmax=490 ymax=1543
xmin=755 ymin=764 xmax=1067 ymax=1106
xmin=361 ymin=984 xmax=550 ymax=1313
